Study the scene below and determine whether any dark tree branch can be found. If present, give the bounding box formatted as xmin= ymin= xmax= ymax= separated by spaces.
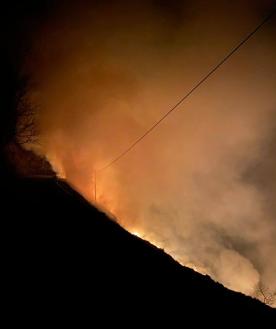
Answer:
xmin=16 ymin=91 xmax=38 ymax=146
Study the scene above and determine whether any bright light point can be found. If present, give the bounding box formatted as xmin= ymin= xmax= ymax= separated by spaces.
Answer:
xmin=132 ymin=231 xmax=142 ymax=238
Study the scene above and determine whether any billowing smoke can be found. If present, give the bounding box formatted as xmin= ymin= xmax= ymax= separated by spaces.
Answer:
xmin=20 ymin=0 xmax=276 ymax=304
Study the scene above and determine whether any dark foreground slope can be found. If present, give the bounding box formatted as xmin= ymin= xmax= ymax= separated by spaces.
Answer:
xmin=3 ymin=175 xmax=275 ymax=324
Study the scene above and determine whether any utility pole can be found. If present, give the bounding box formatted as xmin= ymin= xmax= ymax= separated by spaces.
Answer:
xmin=94 ymin=170 xmax=97 ymax=202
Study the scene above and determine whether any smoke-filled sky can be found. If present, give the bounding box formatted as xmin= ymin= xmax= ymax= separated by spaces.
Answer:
xmin=20 ymin=0 xmax=276 ymax=303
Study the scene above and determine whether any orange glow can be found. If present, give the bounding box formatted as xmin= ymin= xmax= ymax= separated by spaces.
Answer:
xmin=19 ymin=1 xmax=276 ymax=307
xmin=131 ymin=231 xmax=143 ymax=238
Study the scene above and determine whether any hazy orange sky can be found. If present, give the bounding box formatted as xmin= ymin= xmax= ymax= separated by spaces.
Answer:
xmin=19 ymin=0 xmax=276 ymax=304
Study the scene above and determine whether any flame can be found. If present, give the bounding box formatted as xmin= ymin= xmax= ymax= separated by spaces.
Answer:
xmin=131 ymin=231 xmax=142 ymax=238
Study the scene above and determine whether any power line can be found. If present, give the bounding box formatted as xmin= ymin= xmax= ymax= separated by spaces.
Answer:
xmin=97 ymin=8 xmax=275 ymax=174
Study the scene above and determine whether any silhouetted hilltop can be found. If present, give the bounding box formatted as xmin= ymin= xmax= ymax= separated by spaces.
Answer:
xmin=3 ymin=174 xmax=275 ymax=324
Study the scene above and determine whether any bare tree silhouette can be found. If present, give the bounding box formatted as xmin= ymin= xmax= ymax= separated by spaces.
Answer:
xmin=16 ymin=88 xmax=38 ymax=146
xmin=255 ymin=284 xmax=276 ymax=307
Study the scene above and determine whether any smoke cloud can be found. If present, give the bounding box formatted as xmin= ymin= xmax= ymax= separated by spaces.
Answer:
xmin=20 ymin=0 xmax=276 ymax=304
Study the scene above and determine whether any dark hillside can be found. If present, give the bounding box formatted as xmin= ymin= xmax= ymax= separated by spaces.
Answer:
xmin=2 ymin=176 xmax=275 ymax=324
